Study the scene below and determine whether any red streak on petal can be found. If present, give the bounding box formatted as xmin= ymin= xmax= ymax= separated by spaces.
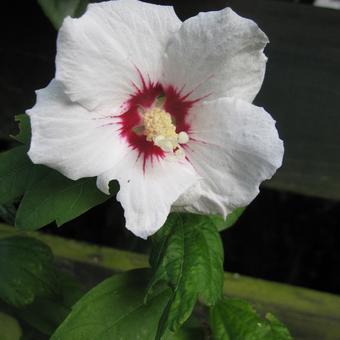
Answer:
xmin=163 ymin=86 xmax=197 ymax=133
xmin=118 ymin=72 xmax=200 ymax=171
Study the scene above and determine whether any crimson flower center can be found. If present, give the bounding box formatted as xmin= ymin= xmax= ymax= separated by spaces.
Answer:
xmin=118 ymin=76 xmax=198 ymax=169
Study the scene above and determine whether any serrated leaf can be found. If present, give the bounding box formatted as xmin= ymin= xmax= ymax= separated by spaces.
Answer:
xmin=51 ymin=269 xmax=171 ymax=340
xmin=209 ymin=298 xmax=292 ymax=340
xmin=15 ymin=165 xmax=112 ymax=230
xmin=208 ymin=207 xmax=245 ymax=232
xmin=37 ymin=0 xmax=89 ymax=29
xmin=264 ymin=313 xmax=293 ymax=340
xmin=0 ymin=146 xmax=33 ymax=205
xmin=0 ymin=236 xmax=57 ymax=307
xmin=0 ymin=311 xmax=22 ymax=340
xmin=12 ymin=114 xmax=31 ymax=145
xmin=147 ymin=213 xmax=224 ymax=338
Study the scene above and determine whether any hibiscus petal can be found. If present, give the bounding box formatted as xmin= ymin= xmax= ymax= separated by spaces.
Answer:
xmin=97 ymin=154 xmax=199 ymax=239
xmin=27 ymin=80 xmax=127 ymax=180
xmin=174 ymin=97 xmax=284 ymax=217
xmin=56 ymin=0 xmax=181 ymax=111
xmin=162 ymin=7 xmax=268 ymax=103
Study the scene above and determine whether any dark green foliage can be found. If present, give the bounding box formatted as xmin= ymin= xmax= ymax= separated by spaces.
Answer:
xmin=0 ymin=236 xmax=84 ymax=337
xmin=210 ymin=298 xmax=292 ymax=340
xmin=0 ymin=146 xmax=32 ymax=205
xmin=16 ymin=271 xmax=83 ymax=335
xmin=12 ymin=114 xmax=31 ymax=145
xmin=0 ymin=115 xmax=114 ymax=230
xmin=51 ymin=269 xmax=171 ymax=340
xmin=0 ymin=236 xmax=57 ymax=307
xmin=37 ymin=0 xmax=89 ymax=29
xmin=147 ymin=213 xmax=224 ymax=338
xmin=15 ymin=165 xmax=110 ymax=230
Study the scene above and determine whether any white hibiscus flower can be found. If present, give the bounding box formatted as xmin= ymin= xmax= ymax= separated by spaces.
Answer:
xmin=27 ymin=0 xmax=284 ymax=239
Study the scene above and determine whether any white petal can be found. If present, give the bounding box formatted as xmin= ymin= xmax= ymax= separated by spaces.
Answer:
xmin=56 ymin=0 xmax=181 ymax=111
xmin=162 ymin=7 xmax=268 ymax=103
xmin=174 ymin=97 xmax=284 ymax=217
xmin=27 ymin=80 xmax=127 ymax=180
xmin=97 ymin=154 xmax=199 ymax=239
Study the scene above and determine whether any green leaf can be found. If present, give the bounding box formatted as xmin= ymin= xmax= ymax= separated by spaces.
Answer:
xmin=0 ymin=202 xmax=16 ymax=225
xmin=51 ymin=269 xmax=171 ymax=340
xmin=0 ymin=113 xmax=114 ymax=230
xmin=0 ymin=142 xmax=112 ymax=230
xmin=15 ymin=165 xmax=112 ymax=230
xmin=37 ymin=0 xmax=89 ymax=29
xmin=17 ymin=271 xmax=84 ymax=335
xmin=265 ymin=313 xmax=293 ymax=339
xmin=0 ymin=249 xmax=84 ymax=336
xmin=147 ymin=213 xmax=224 ymax=338
xmin=209 ymin=298 xmax=292 ymax=340
xmin=12 ymin=114 xmax=31 ymax=145
xmin=0 ymin=236 xmax=57 ymax=307
xmin=208 ymin=207 xmax=245 ymax=232
xmin=0 ymin=146 xmax=33 ymax=205
xmin=0 ymin=311 xmax=22 ymax=340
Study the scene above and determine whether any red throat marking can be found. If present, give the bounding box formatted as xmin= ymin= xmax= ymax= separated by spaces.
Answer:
xmin=118 ymin=74 xmax=198 ymax=171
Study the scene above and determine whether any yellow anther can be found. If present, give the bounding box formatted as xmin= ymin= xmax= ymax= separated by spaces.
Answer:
xmin=142 ymin=107 xmax=189 ymax=155
xmin=143 ymin=108 xmax=177 ymax=142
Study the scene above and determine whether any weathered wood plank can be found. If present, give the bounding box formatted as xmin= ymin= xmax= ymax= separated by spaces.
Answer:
xmin=0 ymin=223 xmax=339 ymax=339
xmin=0 ymin=223 xmax=148 ymax=272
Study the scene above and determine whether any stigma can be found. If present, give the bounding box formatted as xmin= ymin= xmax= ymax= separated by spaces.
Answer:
xmin=143 ymin=107 xmax=189 ymax=158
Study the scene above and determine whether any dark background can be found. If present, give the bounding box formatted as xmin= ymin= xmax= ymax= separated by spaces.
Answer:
xmin=1 ymin=0 xmax=339 ymax=295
